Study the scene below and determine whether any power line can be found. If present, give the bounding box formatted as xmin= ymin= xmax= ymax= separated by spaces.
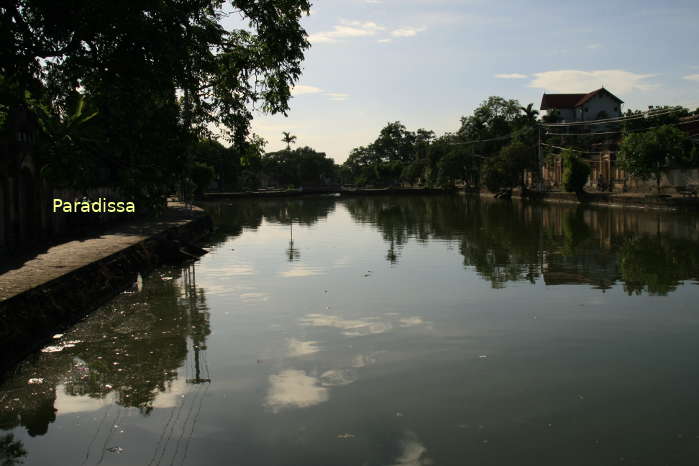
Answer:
xmin=544 ymin=118 xmax=699 ymax=137
xmin=447 ymin=134 xmax=514 ymax=145
xmin=540 ymin=106 xmax=685 ymax=127
xmin=540 ymin=143 xmax=606 ymax=155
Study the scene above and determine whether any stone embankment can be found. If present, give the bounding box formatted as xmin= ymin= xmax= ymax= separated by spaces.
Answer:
xmin=0 ymin=202 xmax=212 ymax=376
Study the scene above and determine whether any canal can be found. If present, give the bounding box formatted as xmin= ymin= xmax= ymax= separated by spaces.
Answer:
xmin=2 ymin=195 xmax=699 ymax=465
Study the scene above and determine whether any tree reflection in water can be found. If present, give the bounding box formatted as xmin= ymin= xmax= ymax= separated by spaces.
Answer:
xmin=0 ymin=433 xmax=26 ymax=465
xmin=0 ymin=262 xmax=211 ymax=439
xmin=203 ymin=195 xmax=699 ymax=295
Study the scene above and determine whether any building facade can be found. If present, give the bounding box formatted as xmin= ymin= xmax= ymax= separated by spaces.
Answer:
xmin=541 ymin=87 xmax=623 ymax=122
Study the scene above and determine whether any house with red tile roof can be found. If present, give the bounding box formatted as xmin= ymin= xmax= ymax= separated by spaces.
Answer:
xmin=540 ymin=88 xmax=623 ymax=122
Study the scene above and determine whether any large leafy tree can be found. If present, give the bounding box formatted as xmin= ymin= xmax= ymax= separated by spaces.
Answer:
xmin=618 ymin=125 xmax=696 ymax=192
xmin=457 ymin=96 xmax=521 ymax=157
xmin=262 ymin=146 xmax=338 ymax=187
xmin=481 ymin=141 xmax=536 ymax=193
xmin=1 ymin=0 xmax=311 ymax=209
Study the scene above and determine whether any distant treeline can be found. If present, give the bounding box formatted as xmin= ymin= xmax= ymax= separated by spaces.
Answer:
xmin=193 ymin=97 xmax=699 ymax=195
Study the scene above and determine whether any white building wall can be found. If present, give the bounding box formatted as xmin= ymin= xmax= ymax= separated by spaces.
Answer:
xmin=578 ymin=94 xmax=622 ymax=121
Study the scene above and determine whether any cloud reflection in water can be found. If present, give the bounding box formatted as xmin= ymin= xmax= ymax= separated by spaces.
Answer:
xmin=300 ymin=313 xmax=427 ymax=337
xmin=287 ymin=339 xmax=321 ymax=357
xmin=392 ymin=433 xmax=433 ymax=466
xmin=265 ymin=369 xmax=328 ymax=412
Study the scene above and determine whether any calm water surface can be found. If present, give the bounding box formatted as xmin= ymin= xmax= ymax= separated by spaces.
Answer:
xmin=2 ymin=195 xmax=699 ymax=465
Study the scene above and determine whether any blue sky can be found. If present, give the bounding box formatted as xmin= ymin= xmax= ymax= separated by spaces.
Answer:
xmin=243 ymin=0 xmax=699 ymax=162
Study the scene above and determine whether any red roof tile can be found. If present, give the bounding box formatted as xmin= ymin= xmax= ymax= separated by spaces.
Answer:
xmin=575 ymin=88 xmax=623 ymax=106
xmin=540 ymin=88 xmax=623 ymax=110
xmin=540 ymin=93 xmax=586 ymax=110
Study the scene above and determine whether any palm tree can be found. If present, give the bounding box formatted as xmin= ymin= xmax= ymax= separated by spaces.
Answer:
xmin=520 ymin=103 xmax=539 ymax=122
xmin=281 ymin=131 xmax=297 ymax=150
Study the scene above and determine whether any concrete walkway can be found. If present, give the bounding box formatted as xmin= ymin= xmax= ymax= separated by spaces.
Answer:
xmin=0 ymin=202 xmax=207 ymax=303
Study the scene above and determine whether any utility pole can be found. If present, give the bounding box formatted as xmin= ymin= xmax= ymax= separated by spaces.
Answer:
xmin=186 ymin=344 xmax=211 ymax=385
xmin=537 ymin=124 xmax=543 ymax=191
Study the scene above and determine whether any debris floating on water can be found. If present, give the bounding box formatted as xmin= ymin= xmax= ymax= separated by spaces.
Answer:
xmin=337 ymin=433 xmax=355 ymax=439
xmin=28 ymin=378 xmax=44 ymax=385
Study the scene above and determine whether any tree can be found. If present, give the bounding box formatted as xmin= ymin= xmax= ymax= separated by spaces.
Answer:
xmin=262 ymin=146 xmax=338 ymax=187
xmin=481 ymin=141 xmax=537 ymax=193
xmin=618 ymin=125 xmax=695 ymax=193
xmin=519 ymin=103 xmax=539 ymax=123
xmin=561 ymin=150 xmax=591 ymax=196
xmin=282 ymin=131 xmax=297 ymax=150
xmin=2 ymin=0 xmax=312 ymax=209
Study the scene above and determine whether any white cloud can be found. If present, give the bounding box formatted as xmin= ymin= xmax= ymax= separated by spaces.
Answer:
xmin=391 ymin=26 xmax=426 ymax=37
xmin=239 ymin=292 xmax=269 ymax=302
xmin=378 ymin=38 xmax=393 ymax=43
xmin=365 ymin=0 xmax=383 ymax=3
xmin=325 ymin=92 xmax=350 ymax=102
xmin=292 ymin=84 xmax=323 ymax=95
xmin=586 ymin=43 xmax=602 ymax=49
xmin=391 ymin=433 xmax=433 ymax=466
xmin=683 ymin=74 xmax=699 ymax=82
xmin=265 ymin=369 xmax=328 ymax=412
xmin=290 ymin=86 xmax=349 ymax=102
xmin=351 ymin=353 xmax=378 ymax=368
xmin=495 ymin=73 xmax=527 ymax=79
xmin=309 ymin=20 xmax=384 ymax=43
xmin=320 ymin=369 xmax=357 ymax=387
xmin=529 ymin=69 xmax=658 ymax=94
xmin=300 ymin=313 xmax=392 ymax=336
xmin=287 ymin=338 xmax=320 ymax=357
xmin=399 ymin=316 xmax=425 ymax=327
xmin=280 ymin=265 xmax=325 ymax=277
xmin=300 ymin=313 xmax=427 ymax=336
xmin=202 ymin=264 xmax=255 ymax=276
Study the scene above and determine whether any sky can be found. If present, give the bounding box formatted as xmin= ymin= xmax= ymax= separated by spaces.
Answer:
xmin=237 ymin=0 xmax=698 ymax=163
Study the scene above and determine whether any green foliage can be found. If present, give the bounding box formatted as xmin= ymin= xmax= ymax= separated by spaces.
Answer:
xmin=562 ymin=150 xmax=591 ymax=195
xmin=0 ymin=434 xmax=26 ymax=466
xmin=481 ymin=141 xmax=536 ymax=193
xmin=340 ymin=98 xmax=540 ymax=189
xmin=262 ymin=146 xmax=337 ymax=187
xmin=619 ymin=236 xmax=685 ymax=296
xmin=622 ymin=107 xmax=689 ymax=133
xmin=2 ymin=0 xmax=311 ymax=209
xmin=191 ymin=162 xmax=215 ymax=195
xmin=281 ymin=131 xmax=297 ymax=150
xmin=618 ymin=124 xmax=694 ymax=191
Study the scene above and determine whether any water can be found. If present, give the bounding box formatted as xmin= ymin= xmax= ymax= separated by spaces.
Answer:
xmin=2 ymin=195 xmax=699 ymax=465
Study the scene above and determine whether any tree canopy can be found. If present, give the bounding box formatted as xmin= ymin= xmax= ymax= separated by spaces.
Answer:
xmin=1 ymin=0 xmax=311 ymax=209
xmin=618 ymin=124 xmax=696 ymax=192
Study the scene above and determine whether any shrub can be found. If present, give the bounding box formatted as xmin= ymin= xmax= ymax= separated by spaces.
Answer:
xmin=562 ymin=150 xmax=590 ymax=195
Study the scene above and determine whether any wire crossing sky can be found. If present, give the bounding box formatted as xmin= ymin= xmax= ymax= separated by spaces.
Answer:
xmin=239 ymin=0 xmax=699 ymax=163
